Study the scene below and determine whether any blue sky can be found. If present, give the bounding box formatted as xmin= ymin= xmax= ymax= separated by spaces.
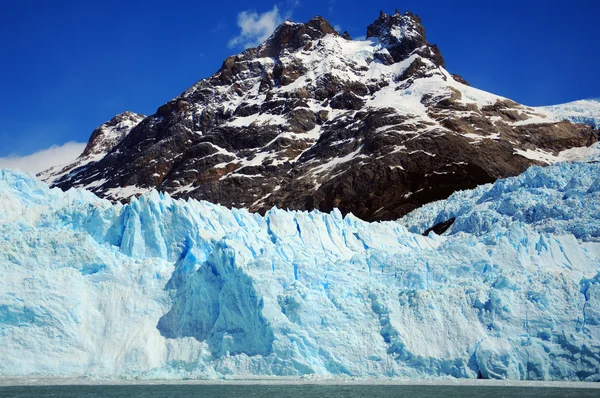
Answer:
xmin=0 ymin=0 xmax=599 ymax=167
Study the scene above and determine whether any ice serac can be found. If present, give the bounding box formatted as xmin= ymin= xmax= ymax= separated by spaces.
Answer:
xmin=43 ymin=10 xmax=598 ymax=222
xmin=1 ymin=163 xmax=599 ymax=380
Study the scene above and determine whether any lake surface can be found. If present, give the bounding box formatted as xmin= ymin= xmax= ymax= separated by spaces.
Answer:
xmin=1 ymin=384 xmax=599 ymax=397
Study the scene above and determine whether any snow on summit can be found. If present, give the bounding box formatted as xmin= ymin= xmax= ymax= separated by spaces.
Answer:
xmin=1 ymin=162 xmax=599 ymax=380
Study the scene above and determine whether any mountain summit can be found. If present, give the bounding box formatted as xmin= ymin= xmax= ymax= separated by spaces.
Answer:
xmin=40 ymin=10 xmax=598 ymax=221
xmin=366 ymin=10 xmax=445 ymax=67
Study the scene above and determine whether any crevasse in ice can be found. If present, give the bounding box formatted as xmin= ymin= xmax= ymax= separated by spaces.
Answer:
xmin=0 ymin=163 xmax=599 ymax=380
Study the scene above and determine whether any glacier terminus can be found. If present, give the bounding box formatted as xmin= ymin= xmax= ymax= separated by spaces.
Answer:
xmin=1 ymin=161 xmax=599 ymax=380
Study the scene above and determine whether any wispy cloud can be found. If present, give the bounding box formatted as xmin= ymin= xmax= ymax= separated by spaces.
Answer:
xmin=328 ymin=0 xmax=336 ymax=14
xmin=228 ymin=5 xmax=285 ymax=49
xmin=212 ymin=21 xmax=226 ymax=33
xmin=0 ymin=142 xmax=86 ymax=175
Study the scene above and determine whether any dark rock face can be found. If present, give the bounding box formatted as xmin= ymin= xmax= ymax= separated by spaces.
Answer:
xmin=82 ymin=111 xmax=145 ymax=157
xmin=367 ymin=10 xmax=444 ymax=67
xmin=423 ymin=218 xmax=456 ymax=236
xmin=42 ymin=10 xmax=599 ymax=222
xmin=260 ymin=16 xmax=338 ymax=58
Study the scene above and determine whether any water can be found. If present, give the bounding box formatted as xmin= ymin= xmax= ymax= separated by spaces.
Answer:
xmin=0 ymin=385 xmax=598 ymax=398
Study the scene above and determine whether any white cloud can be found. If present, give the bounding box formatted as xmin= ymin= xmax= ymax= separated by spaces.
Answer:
xmin=228 ymin=5 xmax=284 ymax=49
xmin=0 ymin=142 xmax=86 ymax=175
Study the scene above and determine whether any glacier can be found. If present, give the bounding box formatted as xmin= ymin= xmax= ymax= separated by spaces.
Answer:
xmin=536 ymin=99 xmax=600 ymax=129
xmin=0 ymin=164 xmax=599 ymax=381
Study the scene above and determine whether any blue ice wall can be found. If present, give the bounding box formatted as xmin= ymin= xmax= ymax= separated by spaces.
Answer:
xmin=0 ymin=164 xmax=599 ymax=380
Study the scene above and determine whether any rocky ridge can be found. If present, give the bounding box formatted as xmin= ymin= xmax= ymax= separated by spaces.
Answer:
xmin=41 ymin=111 xmax=145 ymax=188
xmin=40 ymin=10 xmax=598 ymax=221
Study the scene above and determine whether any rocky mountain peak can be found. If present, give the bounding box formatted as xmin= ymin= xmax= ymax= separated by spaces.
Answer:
xmin=42 ymin=10 xmax=599 ymax=222
xmin=38 ymin=110 xmax=145 ymax=186
xmin=81 ymin=111 xmax=145 ymax=157
xmin=367 ymin=9 xmax=444 ymax=67
xmin=257 ymin=16 xmax=338 ymax=58
xmin=207 ymin=16 xmax=339 ymax=88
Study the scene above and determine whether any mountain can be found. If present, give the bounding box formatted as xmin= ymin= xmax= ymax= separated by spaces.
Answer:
xmin=40 ymin=111 xmax=145 ymax=187
xmin=40 ymin=10 xmax=598 ymax=221
xmin=2 ymin=163 xmax=599 ymax=379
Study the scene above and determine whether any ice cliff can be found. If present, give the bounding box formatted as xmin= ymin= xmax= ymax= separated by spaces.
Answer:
xmin=1 ymin=164 xmax=599 ymax=380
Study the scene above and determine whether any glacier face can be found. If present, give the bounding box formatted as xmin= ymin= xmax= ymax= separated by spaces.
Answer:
xmin=536 ymin=100 xmax=600 ymax=129
xmin=402 ymin=162 xmax=600 ymax=242
xmin=0 ymin=165 xmax=599 ymax=380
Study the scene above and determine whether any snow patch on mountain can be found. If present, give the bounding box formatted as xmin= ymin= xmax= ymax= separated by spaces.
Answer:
xmin=536 ymin=100 xmax=600 ymax=129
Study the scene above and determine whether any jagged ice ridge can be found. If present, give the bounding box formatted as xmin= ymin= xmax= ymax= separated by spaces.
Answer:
xmin=1 ymin=163 xmax=599 ymax=380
